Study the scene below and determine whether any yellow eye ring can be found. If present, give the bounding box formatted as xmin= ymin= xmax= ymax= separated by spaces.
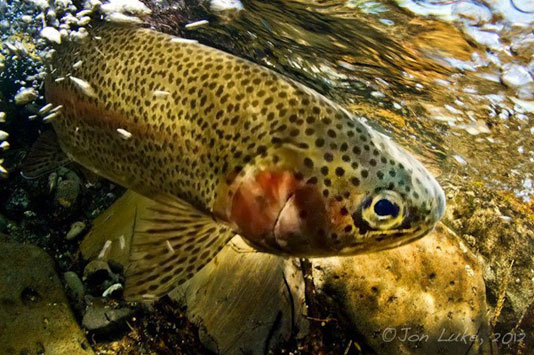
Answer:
xmin=362 ymin=190 xmax=404 ymax=230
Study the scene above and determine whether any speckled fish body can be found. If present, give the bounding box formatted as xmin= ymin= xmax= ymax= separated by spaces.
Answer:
xmin=45 ymin=24 xmax=445 ymax=297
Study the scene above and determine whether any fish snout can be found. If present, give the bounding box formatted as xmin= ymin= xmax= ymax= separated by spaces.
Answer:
xmin=431 ymin=182 xmax=446 ymax=224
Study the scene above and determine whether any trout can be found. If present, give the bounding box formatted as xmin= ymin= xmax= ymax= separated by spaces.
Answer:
xmin=24 ymin=24 xmax=445 ymax=300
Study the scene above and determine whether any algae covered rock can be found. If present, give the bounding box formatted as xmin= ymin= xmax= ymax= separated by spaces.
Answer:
xmin=0 ymin=241 xmax=93 ymax=354
xmin=312 ymin=223 xmax=492 ymax=354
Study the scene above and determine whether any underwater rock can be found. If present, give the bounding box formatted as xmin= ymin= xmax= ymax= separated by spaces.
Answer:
xmin=82 ymin=297 xmax=134 ymax=335
xmin=55 ymin=168 xmax=81 ymax=209
xmin=40 ymin=26 xmax=62 ymax=44
xmin=210 ymin=0 xmax=243 ymax=12
xmin=0 ymin=241 xmax=93 ymax=354
xmin=501 ymin=64 xmax=533 ymax=89
xmin=100 ymin=0 xmax=151 ymax=16
xmin=64 ymin=271 xmax=85 ymax=303
xmin=14 ymin=87 xmax=37 ymax=105
xmin=210 ymin=0 xmax=243 ymax=21
xmin=83 ymin=259 xmax=112 ymax=284
xmin=312 ymin=224 xmax=492 ymax=354
xmin=83 ymin=259 xmax=123 ymax=297
xmin=66 ymin=220 xmax=86 ymax=240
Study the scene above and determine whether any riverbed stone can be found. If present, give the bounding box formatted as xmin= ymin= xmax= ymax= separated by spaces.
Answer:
xmin=0 ymin=241 xmax=93 ymax=354
xmin=312 ymin=223 xmax=492 ymax=354
xmin=64 ymin=271 xmax=85 ymax=302
xmin=501 ymin=63 xmax=533 ymax=89
xmin=66 ymin=221 xmax=87 ymax=240
xmin=82 ymin=297 xmax=134 ymax=335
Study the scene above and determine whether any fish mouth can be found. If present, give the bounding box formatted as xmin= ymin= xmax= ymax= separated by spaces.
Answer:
xmin=338 ymin=224 xmax=434 ymax=255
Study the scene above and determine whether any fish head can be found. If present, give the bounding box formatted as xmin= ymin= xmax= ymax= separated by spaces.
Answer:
xmin=221 ymin=118 xmax=445 ymax=257
xmin=313 ymin=123 xmax=447 ymax=256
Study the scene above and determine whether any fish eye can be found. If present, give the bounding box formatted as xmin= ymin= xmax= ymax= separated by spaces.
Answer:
xmin=374 ymin=198 xmax=400 ymax=218
xmin=362 ymin=190 xmax=404 ymax=229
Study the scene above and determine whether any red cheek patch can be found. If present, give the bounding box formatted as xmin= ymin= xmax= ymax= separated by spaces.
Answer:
xmin=230 ymin=170 xmax=298 ymax=241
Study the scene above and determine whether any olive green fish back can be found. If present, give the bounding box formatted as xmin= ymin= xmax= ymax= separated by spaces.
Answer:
xmin=47 ymin=24 xmax=350 ymax=210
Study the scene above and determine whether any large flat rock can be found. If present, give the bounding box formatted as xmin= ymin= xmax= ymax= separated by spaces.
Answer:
xmin=0 ymin=241 xmax=93 ymax=355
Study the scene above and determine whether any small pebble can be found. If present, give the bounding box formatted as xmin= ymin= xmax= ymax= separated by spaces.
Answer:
xmin=66 ymin=221 xmax=86 ymax=240
xmin=0 ymin=141 xmax=10 ymax=151
xmin=64 ymin=271 xmax=85 ymax=300
xmin=29 ymin=0 xmax=49 ymax=10
xmin=210 ymin=0 xmax=244 ymax=13
xmin=14 ymin=88 xmax=38 ymax=105
xmin=100 ymin=0 xmax=150 ymax=15
xmin=40 ymin=27 xmax=62 ymax=44
xmin=82 ymin=299 xmax=134 ymax=333
xmin=78 ymin=16 xmax=91 ymax=26
xmin=83 ymin=260 xmax=112 ymax=282
xmin=21 ymin=15 xmax=33 ymax=24
xmin=106 ymin=12 xmax=142 ymax=24
xmin=501 ymin=64 xmax=533 ymax=88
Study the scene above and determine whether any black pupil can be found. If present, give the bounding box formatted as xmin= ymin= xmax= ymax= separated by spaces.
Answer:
xmin=374 ymin=199 xmax=400 ymax=217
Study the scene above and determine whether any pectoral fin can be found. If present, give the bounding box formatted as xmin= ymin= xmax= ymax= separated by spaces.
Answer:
xmin=125 ymin=195 xmax=237 ymax=301
xmin=21 ymin=130 xmax=70 ymax=179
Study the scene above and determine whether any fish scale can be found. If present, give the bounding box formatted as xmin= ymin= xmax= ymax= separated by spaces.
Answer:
xmin=34 ymin=23 xmax=446 ymax=300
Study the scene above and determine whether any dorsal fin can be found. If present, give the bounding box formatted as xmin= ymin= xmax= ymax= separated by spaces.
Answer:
xmin=21 ymin=130 xmax=70 ymax=179
xmin=124 ymin=195 xmax=237 ymax=301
